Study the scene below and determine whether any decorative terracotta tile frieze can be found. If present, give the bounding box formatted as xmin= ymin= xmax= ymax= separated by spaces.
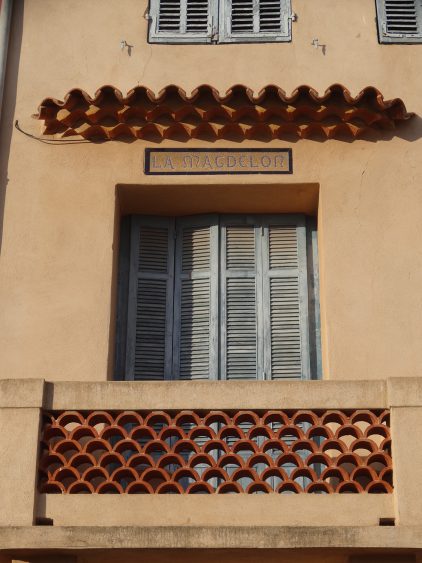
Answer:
xmin=34 ymin=84 xmax=411 ymax=141
xmin=39 ymin=409 xmax=392 ymax=494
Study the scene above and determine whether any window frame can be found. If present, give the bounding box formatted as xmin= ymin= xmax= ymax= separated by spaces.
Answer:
xmin=148 ymin=0 xmax=219 ymax=44
xmin=219 ymin=0 xmax=292 ymax=44
xmin=114 ymin=213 xmax=321 ymax=382
xmin=148 ymin=0 xmax=292 ymax=44
xmin=375 ymin=0 xmax=422 ymax=44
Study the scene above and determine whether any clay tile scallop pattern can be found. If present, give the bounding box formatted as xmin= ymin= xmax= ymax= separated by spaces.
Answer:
xmin=39 ymin=409 xmax=393 ymax=494
xmin=34 ymin=84 xmax=411 ymax=141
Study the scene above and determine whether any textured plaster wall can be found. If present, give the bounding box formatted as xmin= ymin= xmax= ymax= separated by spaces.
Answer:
xmin=0 ymin=0 xmax=421 ymax=381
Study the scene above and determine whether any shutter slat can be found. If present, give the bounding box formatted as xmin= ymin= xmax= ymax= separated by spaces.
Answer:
xmin=385 ymin=0 xmax=419 ymax=32
xmin=269 ymin=225 xmax=298 ymax=269
xmin=270 ymin=277 xmax=302 ymax=379
xmin=221 ymin=0 xmax=291 ymax=42
xmin=151 ymin=0 xmax=215 ymax=43
xmin=173 ymin=216 xmax=219 ymax=380
xmin=158 ymin=0 xmax=181 ymax=31
xmin=226 ymin=226 xmax=256 ymax=269
xmin=179 ymin=278 xmax=210 ymax=379
xmin=139 ymin=226 xmax=169 ymax=272
xmin=223 ymin=222 xmax=259 ymax=380
xmin=126 ymin=217 xmax=175 ymax=381
xmin=267 ymin=224 xmax=302 ymax=380
xmin=262 ymin=217 xmax=310 ymax=381
xmin=186 ymin=0 xmax=209 ymax=32
xmin=231 ymin=0 xmax=254 ymax=32
xmin=259 ymin=0 xmax=282 ymax=31
xmin=182 ymin=226 xmax=210 ymax=271
xmin=377 ymin=0 xmax=422 ymax=42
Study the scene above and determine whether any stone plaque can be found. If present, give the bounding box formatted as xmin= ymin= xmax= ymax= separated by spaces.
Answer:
xmin=144 ymin=148 xmax=292 ymax=175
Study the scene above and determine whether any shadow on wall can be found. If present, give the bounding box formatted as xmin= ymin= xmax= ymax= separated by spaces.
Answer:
xmin=0 ymin=0 xmax=23 ymax=255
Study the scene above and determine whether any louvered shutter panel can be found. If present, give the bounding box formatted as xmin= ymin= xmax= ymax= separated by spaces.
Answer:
xmin=261 ymin=216 xmax=310 ymax=380
xmin=149 ymin=0 xmax=218 ymax=43
xmin=219 ymin=0 xmax=291 ymax=43
xmin=220 ymin=217 xmax=263 ymax=379
xmin=125 ymin=217 xmax=175 ymax=380
xmin=172 ymin=215 xmax=219 ymax=379
xmin=376 ymin=0 xmax=422 ymax=43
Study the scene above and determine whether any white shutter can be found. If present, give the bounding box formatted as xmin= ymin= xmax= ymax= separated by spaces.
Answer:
xmin=376 ymin=0 xmax=422 ymax=43
xmin=219 ymin=0 xmax=291 ymax=43
xmin=220 ymin=217 xmax=263 ymax=379
xmin=261 ymin=216 xmax=311 ymax=380
xmin=149 ymin=0 xmax=219 ymax=43
xmin=172 ymin=215 xmax=219 ymax=379
xmin=125 ymin=217 xmax=175 ymax=380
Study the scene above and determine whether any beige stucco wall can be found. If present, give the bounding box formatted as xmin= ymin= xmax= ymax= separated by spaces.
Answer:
xmin=0 ymin=0 xmax=421 ymax=382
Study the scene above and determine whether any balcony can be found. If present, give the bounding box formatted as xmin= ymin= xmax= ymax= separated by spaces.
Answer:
xmin=1 ymin=378 xmax=422 ymax=554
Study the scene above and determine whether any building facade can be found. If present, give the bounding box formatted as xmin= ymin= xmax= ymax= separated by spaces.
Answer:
xmin=0 ymin=0 xmax=422 ymax=562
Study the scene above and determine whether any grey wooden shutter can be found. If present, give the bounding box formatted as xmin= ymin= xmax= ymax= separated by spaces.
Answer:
xmin=261 ymin=215 xmax=310 ymax=380
xmin=219 ymin=0 xmax=291 ymax=43
xmin=125 ymin=216 xmax=175 ymax=380
xmin=172 ymin=215 xmax=219 ymax=379
xmin=149 ymin=0 xmax=218 ymax=43
xmin=376 ymin=0 xmax=422 ymax=43
xmin=220 ymin=216 xmax=263 ymax=379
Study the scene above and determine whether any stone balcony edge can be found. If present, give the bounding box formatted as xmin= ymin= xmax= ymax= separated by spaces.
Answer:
xmin=1 ymin=525 xmax=422 ymax=551
xmin=1 ymin=377 xmax=422 ymax=410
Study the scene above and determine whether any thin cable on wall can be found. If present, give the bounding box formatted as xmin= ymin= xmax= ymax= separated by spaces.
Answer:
xmin=14 ymin=120 xmax=108 ymax=145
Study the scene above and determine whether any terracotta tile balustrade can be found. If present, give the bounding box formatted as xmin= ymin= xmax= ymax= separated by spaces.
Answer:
xmin=39 ymin=409 xmax=392 ymax=494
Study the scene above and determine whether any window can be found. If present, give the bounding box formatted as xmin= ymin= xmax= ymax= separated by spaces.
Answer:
xmin=116 ymin=214 xmax=320 ymax=381
xmin=376 ymin=0 xmax=422 ymax=43
xmin=148 ymin=0 xmax=292 ymax=43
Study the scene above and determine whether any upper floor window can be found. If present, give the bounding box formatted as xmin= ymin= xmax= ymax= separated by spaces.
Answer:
xmin=148 ymin=0 xmax=292 ymax=43
xmin=117 ymin=214 xmax=320 ymax=381
xmin=376 ymin=0 xmax=422 ymax=43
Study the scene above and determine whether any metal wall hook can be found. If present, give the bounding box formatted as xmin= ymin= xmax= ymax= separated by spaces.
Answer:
xmin=120 ymin=40 xmax=134 ymax=56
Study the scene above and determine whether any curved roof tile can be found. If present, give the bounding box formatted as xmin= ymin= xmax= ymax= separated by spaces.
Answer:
xmin=35 ymin=84 xmax=412 ymax=141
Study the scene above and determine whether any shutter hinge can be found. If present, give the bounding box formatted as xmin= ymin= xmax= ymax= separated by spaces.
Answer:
xmin=288 ymin=12 xmax=297 ymax=22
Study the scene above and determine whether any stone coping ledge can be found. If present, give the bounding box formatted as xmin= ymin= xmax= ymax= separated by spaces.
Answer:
xmin=1 ymin=526 xmax=422 ymax=551
xmin=1 ymin=378 xmax=422 ymax=410
xmin=41 ymin=494 xmax=394 ymax=528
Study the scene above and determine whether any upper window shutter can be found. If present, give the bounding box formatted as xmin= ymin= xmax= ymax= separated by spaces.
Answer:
xmin=219 ymin=0 xmax=292 ymax=43
xmin=125 ymin=216 xmax=175 ymax=380
xmin=261 ymin=215 xmax=311 ymax=380
xmin=172 ymin=215 xmax=219 ymax=379
xmin=220 ymin=217 xmax=263 ymax=380
xmin=376 ymin=0 xmax=422 ymax=43
xmin=149 ymin=0 xmax=218 ymax=43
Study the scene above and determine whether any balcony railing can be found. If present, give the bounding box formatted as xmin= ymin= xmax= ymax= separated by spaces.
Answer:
xmin=2 ymin=377 xmax=422 ymax=533
xmin=39 ymin=408 xmax=392 ymax=494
